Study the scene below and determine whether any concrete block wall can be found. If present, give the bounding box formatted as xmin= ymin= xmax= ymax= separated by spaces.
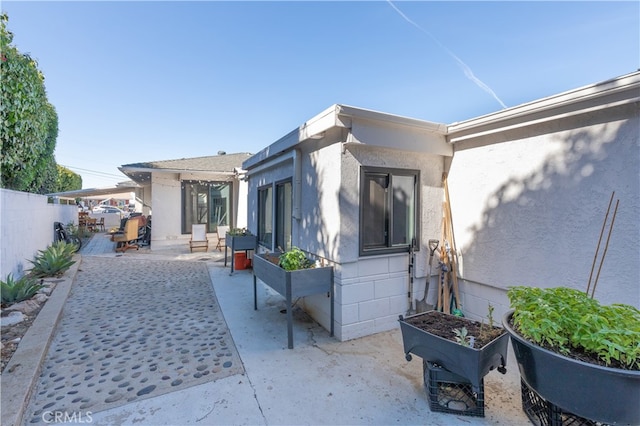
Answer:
xmin=305 ymin=253 xmax=411 ymax=342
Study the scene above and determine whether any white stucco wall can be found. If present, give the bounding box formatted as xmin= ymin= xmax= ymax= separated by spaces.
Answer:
xmin=448 ymin=103 xmax=640 ymax=321
xmin=0 ymin=189 xmax=77 ymax=279
xmin=311 ymin=144 xmax=446 ymax=341
xmin=150 ymin=173 xmax=184 ymax=248
xmin=247 ymin=138 xmax=449 ymax=342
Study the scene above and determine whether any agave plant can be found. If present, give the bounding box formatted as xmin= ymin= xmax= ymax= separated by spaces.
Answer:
xmin=1 ymin=273 xmax=44 ymax=305
xmin=27 ymin=241 xmax=77 ymax=278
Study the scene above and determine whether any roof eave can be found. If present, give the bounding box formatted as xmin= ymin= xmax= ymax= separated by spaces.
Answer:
xmin=447 ymin=71 xmax=640 ymax=143
xmin=243 ymin=104 xmax=448 ymax=170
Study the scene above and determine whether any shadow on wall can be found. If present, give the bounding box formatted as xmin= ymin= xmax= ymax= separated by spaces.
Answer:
xmin=460 ymin=105 xmax=639 ymax=306
xmin=296 ymin=147 xmax=345 ymax=262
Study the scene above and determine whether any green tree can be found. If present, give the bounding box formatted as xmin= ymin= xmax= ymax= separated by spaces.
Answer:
xmin=56 ymin=165 xmax=82 ymax=192
xmin=0 ymin=12 xmax=60 ymax=194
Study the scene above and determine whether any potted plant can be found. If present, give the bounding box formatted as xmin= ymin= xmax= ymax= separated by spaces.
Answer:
xmin=224 ymin=228 xmax=257 ymax=273
xmin=398 ymin=304 xmax=509 ymax=393
xmin=503 ymin=286 xmax=640 ymax=425
xmin=253 ymin=247 xmax=334 ymax=349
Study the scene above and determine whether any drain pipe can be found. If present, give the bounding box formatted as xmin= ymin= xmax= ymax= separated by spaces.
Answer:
xmin=293 ymin=148 xmax=301 ymax=220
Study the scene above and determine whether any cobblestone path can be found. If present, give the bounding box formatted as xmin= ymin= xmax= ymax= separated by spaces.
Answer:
xmin=23 ymin=257 xmax=243 ymax=424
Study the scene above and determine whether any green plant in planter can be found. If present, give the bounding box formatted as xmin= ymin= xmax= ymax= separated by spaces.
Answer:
xmin=508 ymin=286 xmax=640 ymax=370
xmin=227 ymin=228 xmax=253 ymax=236
xmin=453 ymin=327 xmax=472 ymax=347
xmin=27 ymin=241 xmax=77 ymax=278
xmin=279 ymin=247 xmax=315 ymax=271
xmin=1 ymin=273 xmax=43 ymax=305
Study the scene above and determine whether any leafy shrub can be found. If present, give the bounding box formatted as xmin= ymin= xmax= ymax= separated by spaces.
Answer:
xmin=66 ymin=221 xmax=90 ymax=239
xmin=508 ymin=286 xmax=640 ymax=370
xmin=1 ymin=273 xmax=43 ymax=305
xmin=279 ymin=247 xmax=314 ymax=271
xmin=27 ymin=241 xmax=76 ymax=278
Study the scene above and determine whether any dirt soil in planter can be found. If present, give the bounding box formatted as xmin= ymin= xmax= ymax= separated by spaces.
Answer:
xmin=405 ymin=310 xmax=505 ymax=348
xmin=263 ymin=253 xmax=281 ymax=266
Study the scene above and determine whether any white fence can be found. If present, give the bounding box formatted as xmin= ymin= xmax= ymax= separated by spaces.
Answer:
xmin=0 ymin=189 xmax=77 ymax=279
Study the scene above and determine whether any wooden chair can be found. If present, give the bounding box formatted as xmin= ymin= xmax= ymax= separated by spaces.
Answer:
xmin=113 ymin=217 xmax=141 ymax=253
xmin=96 ymin=217 xmax=105 ymax=231
xmin=189 ymin=224 xmax=209 ymax=253
xmin=215 ymin=225 xmax=230 ymax=251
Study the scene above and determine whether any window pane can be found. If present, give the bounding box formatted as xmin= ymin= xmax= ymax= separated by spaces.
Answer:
xmin=210 ymin=183 xmax=231 ymax=232
xmin=363 ymin=174 xmax=388 ymax=249
xmin=183 ymin=183 xmax=207 ymax=233
xmin=258 ymin=187 xmax=273 ymax=247
xmin=276 ymin=182 xmax=292 ymax=251
xmin=392 ymin=175 xmax=415 ymax=246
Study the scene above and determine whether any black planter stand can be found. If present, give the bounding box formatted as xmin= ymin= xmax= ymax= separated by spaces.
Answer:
xmin=399 ymin=311 xmax=508 ymax=392
xmin=503 ymin=310 xmax=640 ymax=425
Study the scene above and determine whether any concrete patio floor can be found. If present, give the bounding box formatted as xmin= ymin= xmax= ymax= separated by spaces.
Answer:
xmin=6 ymin=233 xmax=532 ymax=425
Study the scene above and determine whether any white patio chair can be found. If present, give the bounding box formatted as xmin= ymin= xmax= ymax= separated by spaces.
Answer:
xmin=189 ymin=224 xmax=209 ymax=252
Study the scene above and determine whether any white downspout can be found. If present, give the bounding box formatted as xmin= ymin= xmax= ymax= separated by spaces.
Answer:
xmin=293 ymin=148 xmax=302 ymax=220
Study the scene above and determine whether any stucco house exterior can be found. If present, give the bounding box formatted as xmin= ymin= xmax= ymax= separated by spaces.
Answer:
xmin=119 ymin=152 xmax=252 ymax=249
xmin=243 ymin=71 xmax=639 ymax=342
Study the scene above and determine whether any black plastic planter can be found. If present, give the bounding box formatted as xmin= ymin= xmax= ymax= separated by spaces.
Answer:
xmin=503 ymin=310 xmax=640 ymax=425
xmin=399 ymin=311 xmax=508 ymax=392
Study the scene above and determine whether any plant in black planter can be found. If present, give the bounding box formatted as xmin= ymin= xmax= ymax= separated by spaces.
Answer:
xmin=278 ymin=247 xmax=315 ymax=270
xmin=227 ymin=227 xmax=253 ymax=237
xmin=399 ymin=305 xmax=509 ymax=393
xmin=253 ymin=247 xmax=334 ymax=349
xmin=503 ymin=286 xmax=640 ymax=425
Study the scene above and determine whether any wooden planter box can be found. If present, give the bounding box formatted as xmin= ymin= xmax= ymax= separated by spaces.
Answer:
xmin=224 ymin=235 xmax=257 ymax=273
xmin=253 ymin=253 xmax=334 ymax=349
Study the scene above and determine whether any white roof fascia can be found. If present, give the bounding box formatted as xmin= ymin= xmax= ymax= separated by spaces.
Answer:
xmin=119 ymin=166 xmax=235 ymax=176
xmin=447 ymin=71 xmax=640 ymax=143
xmin=243 ymin=104 xmax=345 ymax=170
xmin=243 ymin=104 xmax=450 ymax=170
xmin=338 ymin=105 xmax=451 ymax=156
xmin=336 ymin=104 xmax=447 ymax=134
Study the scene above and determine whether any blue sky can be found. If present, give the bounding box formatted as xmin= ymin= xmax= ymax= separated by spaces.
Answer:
xmin=3 ymin=1 xmax=638 ymax=189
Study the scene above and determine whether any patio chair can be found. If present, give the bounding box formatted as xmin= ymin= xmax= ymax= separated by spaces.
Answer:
xmin=113 ymin=216 xmax=141 ymax=253
xmin=96 ymin=217 xmax=105 ymax=231
xmin=215 ymin=225 xmax=230 ymax=251
xmin=189 ymin=224 xmax=209 ymax=253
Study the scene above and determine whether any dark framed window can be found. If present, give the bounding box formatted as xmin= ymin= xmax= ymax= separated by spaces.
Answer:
xmin=258 ymin=185 xmax=273 ymax=248
xmin=276 ymin=181 xmax=292 ymax=251
xmin=360 ymin=167 xmax=419 ymax=256
xmin=182 ymin=181 xmax=232 ymax=234
xmin=258 ymin=180 xmax=292 ymax=251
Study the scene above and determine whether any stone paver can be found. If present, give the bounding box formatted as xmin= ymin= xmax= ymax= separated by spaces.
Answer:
xmin=22 ymin=256 xmax=242 ymax=425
